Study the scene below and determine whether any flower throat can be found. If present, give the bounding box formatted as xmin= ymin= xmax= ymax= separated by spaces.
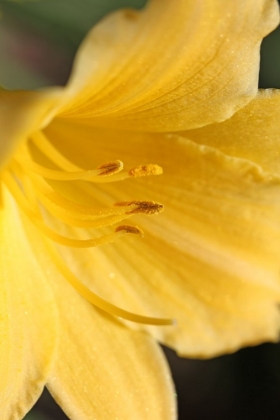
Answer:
xmin=3 ymin=130 xmax=174 ymax=326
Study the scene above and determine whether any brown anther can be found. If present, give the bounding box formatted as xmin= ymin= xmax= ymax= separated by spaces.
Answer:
xmin=98 ymin=160 xmax=123 ymax=176
xmin=128 ymin=164 xmax=163 ymax=177
xmin=115 ymin=200 xmax=164 ymax=215
xmin=115 ymin=225 xmax=144 ymax=237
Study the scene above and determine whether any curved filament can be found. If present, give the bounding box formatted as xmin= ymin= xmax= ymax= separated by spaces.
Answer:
xmin=5 ymin=131 xmax=173 ymax=327
xmin=2 ymin=172 xmax=139 ymax=248
xmin=45 ymin=238 xmax=174 ymax=326
xmin=31 ymin=130 xmax=82 ymax=171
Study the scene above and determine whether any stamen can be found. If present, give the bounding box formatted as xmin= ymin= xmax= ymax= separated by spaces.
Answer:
xmin=31 ymin=131 xmax=81 ymax=171
xmin=129 ymin=164 xmax=163 ymax=177
xmin=25 ymin=173 xmax=138 ymax=218
xmin=2 ymin=172 xmax=140 ymax=248
xmin=35 ymin=222 xmax=136 ymax=248
xmin=75 ymin=163 xmax=164 ymax=184
xmin=8 ymin=133 xmax=172 ymax=327
xmin=33 ymin=186 xmax=161 ymax=228
xmin=30 ymin=132 xmax=163 ymax=182
xmin=115 ymin=200 xmax=164 ymax=215
xmin=35 ymin=196 xmax=134 ymax=229
xmin=16 ymin=158 xmax=123 ymax=181
xmin=45 ymin=238 xmax=174 ymax=326
xmin=97 ymin=161 xmax=124 ymax=176
xmin=115 ymin=225 xmax=144 ymax=237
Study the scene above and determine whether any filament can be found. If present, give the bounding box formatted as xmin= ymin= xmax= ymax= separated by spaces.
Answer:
xmin=45 ymin=238 xmax=174 ymax=326
xmin=31 ymin=130 xmax=81 ymax=171
xmin=2 ymin=172 xmax=142 ymax=248
xmin=34 ymin=195 xmax=134 ymax=228
xmin=22 ymin=172 xmax=139 ymax=218
xmin=16 ymin=158 xmax=124 ymax=181
xmin=30 ymin=131 xmax=163 ymax=182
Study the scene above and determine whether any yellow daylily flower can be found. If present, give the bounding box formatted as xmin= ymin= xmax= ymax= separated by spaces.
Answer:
xmin=1 ymin=0 xmax=280 ymax=418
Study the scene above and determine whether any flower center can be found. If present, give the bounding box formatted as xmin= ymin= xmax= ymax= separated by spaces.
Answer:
xmin=3 ymin=130 xmax=174 ymax=326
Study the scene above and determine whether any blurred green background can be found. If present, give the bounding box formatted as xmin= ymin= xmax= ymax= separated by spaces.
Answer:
xmin=0 ymin=0 xmax=148 ymax=88
xmin=1 ymin=0 xmax=280 ymax=89
xmin=0 ymin=1 xmax=280 ymax=419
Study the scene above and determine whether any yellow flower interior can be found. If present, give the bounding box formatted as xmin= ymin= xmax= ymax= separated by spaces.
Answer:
xmin=3 ymin=130 xmax=174 ymax=326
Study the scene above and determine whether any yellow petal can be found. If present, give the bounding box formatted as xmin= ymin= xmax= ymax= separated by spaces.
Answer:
xmin=19 ymin=218 xmax=176 ymax=419
xmin=0 ymin=185 xmax=57 ymax=419
xmin=179 ymin=89 xmax=280 ymax=177
xmin=48 ymin=303 xmax=176 ymax=420
xmin=56 ymin=0 xmax=279 ymax=131
xmin=45 ymin=121 xmax=280 ymax=357
xmin=0 ymin=88 xmax=61 ymax=169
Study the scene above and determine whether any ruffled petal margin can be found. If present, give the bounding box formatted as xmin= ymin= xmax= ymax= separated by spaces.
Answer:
xmin=180 ymin=89 xmax=280 ymax=177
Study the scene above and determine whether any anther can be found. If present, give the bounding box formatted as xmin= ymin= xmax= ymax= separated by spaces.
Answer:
xmin=128 ymin=164 xmax=163 ymax=177
xmin=97 ymin=160 xmax=123 ymax=176
xmin=115 ymin=201 xmax=164 ymax=215
xmin=115 ymin=225 xmax=144 ymax=237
